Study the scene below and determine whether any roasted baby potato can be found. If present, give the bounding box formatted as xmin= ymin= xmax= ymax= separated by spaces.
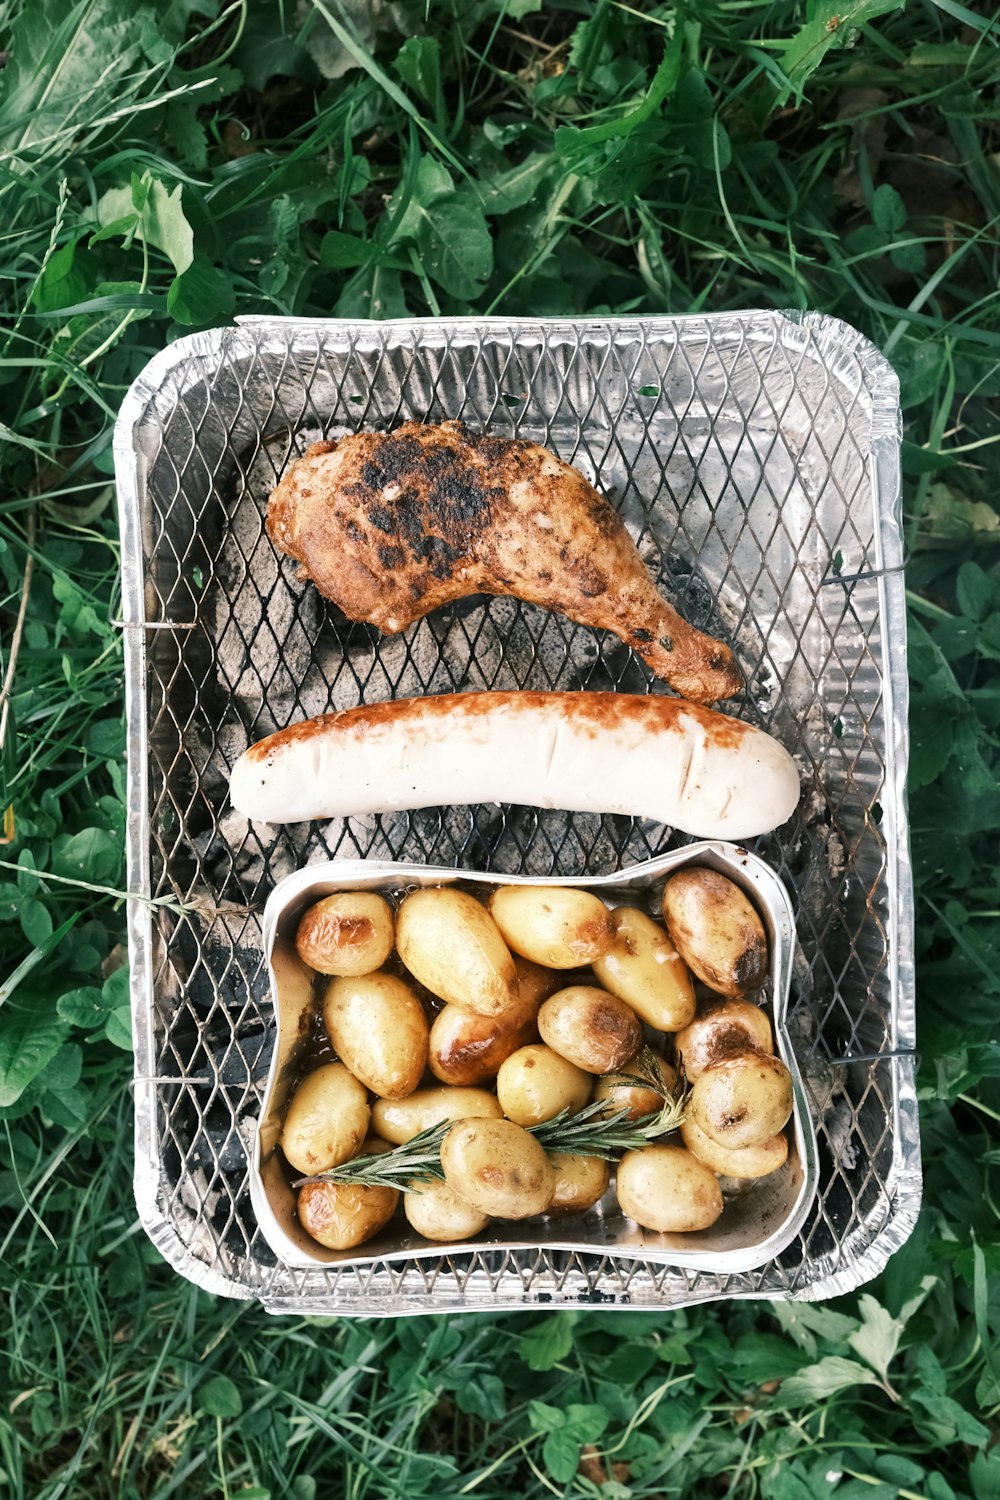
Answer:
xmin=403 ymin=1178 xmax=490 ymax=1242
xmin=593 ymin=1048 xmax=676 ymax=1121
xmin=496 ymin=1043 xmax=592 ymax=1126
xmin=488 ymin=886 xmax=615 ymax=969
xmin=426 ymin=955 xmax=553 ymax=1087
xmin=548 ymin=1153 xmax=610 ymax=1216
xmin=323 ymin=971 xmax=428 ymax=1099
xmin=372 ymin=1086 xmax=503 ymax=1145
xmin=297 ymin=1180 xmax=398 ymax=1249
xmin=662 ymin=869 xmax=768 ymax=998
xmin=689 ymin=1053 xmax=793 ymax=1150
xmin=441 ymin=1117 xmax=556 ymax=1219
xmin=537 ymin=985 xmax=642 ymax=1075
xmin=674 ymin=999 xmax=774 ymax=1080
xmin=592 ymin=906 xmax=696 ymax=1030
xmin=428 ymin=1003 xmax=538 ymax=1086
xmin=295 ymin=891 xmax=394 ymax=976
xmin=280 ymin=1062 xmax=370 ymax=1175
xmin=396 ymin=887 xmax=516 ymax=1016
xmin=616 ymin=1144 xmax=724 ymax=1232
xmin=680 ymin=1116 xmax=788 ymax=1179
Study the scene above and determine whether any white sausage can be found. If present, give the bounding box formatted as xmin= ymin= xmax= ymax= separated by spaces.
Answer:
xmin=229 ymin=691 xmax=799 ymax=839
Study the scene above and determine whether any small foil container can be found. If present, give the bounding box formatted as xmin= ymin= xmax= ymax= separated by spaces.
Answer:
xmin=251 ymin=842 xmax=819 ymax=1274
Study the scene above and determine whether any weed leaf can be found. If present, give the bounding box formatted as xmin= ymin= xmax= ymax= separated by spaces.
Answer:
xmin=777 ymin=1355 xmax=883 ymax=1405
xmin=848 ymin=1279 xmax=936 ymax=1387
xmin=556 ymin=32 xmax=682 ymax=158
xmin=167 ymin=258 xmax=236 ymax=325
xmin=0 ymin=1007 xmax=69 ymax=1107
xmin=97 ymin=179 xmax=194 ymax=275
xmin=1 ymin=915 xmax=79 ymax=1012
xmin=777 ymin=0 xmax=906 ymax=104
xmin=0 ymin=0 xmax=143 ymax=151
xmin=542 ymin=1428 xmax=583 ymax=1483
xmin=394 ymin=37 xmax=441 ymax=113
xmin=200 ymin=1374 xmax=243 ymax=1418
xmin=520 ymin=1312 xmax=578 ymax=1371
xmin=56 ymin=986 xmax=108 ymax=1028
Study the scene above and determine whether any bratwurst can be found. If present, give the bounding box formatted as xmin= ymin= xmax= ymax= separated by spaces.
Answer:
xmin=229 ymin=691 xmax=799 ymax=839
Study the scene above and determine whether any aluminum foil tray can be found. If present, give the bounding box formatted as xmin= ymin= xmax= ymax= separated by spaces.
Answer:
xmin=115 ymin=313 xmax=916 ymax=1314
xmin=252 ymin=846 xmax=817 ymax=1274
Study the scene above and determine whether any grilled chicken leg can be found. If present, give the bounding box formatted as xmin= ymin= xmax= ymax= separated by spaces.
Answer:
xmin=266 ymin=420 xmax=742 ymax=703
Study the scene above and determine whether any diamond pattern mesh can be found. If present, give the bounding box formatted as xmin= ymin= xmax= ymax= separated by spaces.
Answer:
xmin=118 ymin=313 xmax=916 ymax=1310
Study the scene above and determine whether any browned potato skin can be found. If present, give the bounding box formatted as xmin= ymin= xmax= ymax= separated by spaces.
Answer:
xmin=372 ymin=1087 xmax=504 ymax=1144
xmin=594 ymin=1050 xmax=677 ymax=1121
xmin=297 ymin=1180 xmax=398 ymax=1249
xmin=426 ymin=956 xmax=556 ymax=1086
xmin=280 ymin=1063 xmax=370 ymax=1175
xmin=488 ymin=887 xmax=615 ymax=969
xmin=616 ymin=1144 xmax=723 ymax=1232
xmin=681 ymin=1116 xmax=788 ymax=1179
xmin=323 ymin=971 xmax=429 ymax=1099
xmin=441 ymin=1118 xmax=556 ymax=1219
xmin=396 ymin=887 xmax=517 ymax=1016
xmin=496 ymin=1044 xmax=592 ymax=1126
xmin=689 ymin=1053 xmax=794 ymax=1150
xmin=403 ymin=1179 xmax=490 ymax=1242
xmin=537 ymin=985 xmax=642 ymax=1074
xmin=593 ymin=907 xmax=696 ymax=1031
xmin=662 ymin=869 xmax=768 ymax=998
xmin=512 ymin=954 xmax=570 ymax=1013
xmin=428 ymin=1005 xmax=538 ymax=1086
xmin=548 ymin=1153 xmax=610 ymax=1216
xmin=674 ymin=1000 xmax=774 ymax=1080
xmin=295 ymin=891 xmax=394 ymax=976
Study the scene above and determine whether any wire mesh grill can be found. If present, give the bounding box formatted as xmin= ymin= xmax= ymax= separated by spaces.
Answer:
xmin=116 ymin=313 xmax=917 ymax=1310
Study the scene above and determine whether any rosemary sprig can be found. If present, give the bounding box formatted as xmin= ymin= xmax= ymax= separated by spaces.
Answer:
xmin=599 ymin=1043 xmax=681 ymax=1101
xmin=529 ymin=1088 xmax=689 ymax=1161
xmin=292 ymin=1059 xmax=690 ymax=1192
xmin=292 ymin=1120 xmax=449 ymax=1191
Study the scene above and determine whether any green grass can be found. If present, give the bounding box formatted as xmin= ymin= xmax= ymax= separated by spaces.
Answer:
xmin=1 ymin=0 xmax=999 ymax=1495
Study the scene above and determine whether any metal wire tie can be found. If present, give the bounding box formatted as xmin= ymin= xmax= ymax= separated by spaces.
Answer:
xmin=821 ymin=563 xmax=906 ymax=587
xmin=825 ymin=1048 xmax=918 ymax=1066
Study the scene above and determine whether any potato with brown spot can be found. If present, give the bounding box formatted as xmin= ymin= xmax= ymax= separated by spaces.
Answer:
xmin=396 ymin=887 xmax=516 ymax=1016
xmin=616 ymin=1144 xmax=723 ymax=1232
xmin=488 ymin=886 xmax=615 ymax=969
xmin=322 ymin=971 xmax=428 ymax=1099
xmin=441 ymin=1118 xmax=555 ymax=1219
xmin=496 ymin=1043 xmax=592 ymax=1126
xmin=280 ymin=1063 xmax=370 ymax=1175
xmin=295 ymin=891 xmax=394 ymax=976
xmin=428 ymin=1005 xmax=538 ymax=1086
xmin=426 ymin=956 xmax=557 ymax=1086
xmin=689 ymin=1053 xmax=793 ymax=1149
xmin=681 ymin=1116 xmax=788 ymax=1179
xmin=297 ymin=1180 xmax=398 ymax=1249
xmin=537 ymin=985 xmax=642 ymax=1074
xmin=592 ymin=906 xmax=696 ymax=1030
xmin=662 ymin=869 xmax=768 ymax=998
xmin=675 ymin=999 xmax=774 ymax=1080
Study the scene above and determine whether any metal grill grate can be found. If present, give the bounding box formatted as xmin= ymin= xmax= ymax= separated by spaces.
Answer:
xmin=116 ymin=313 xmax=918 ymax=1311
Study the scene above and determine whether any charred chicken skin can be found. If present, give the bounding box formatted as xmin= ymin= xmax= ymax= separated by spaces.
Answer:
xmin=266 ymin=420 xmax=742 ymax=703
